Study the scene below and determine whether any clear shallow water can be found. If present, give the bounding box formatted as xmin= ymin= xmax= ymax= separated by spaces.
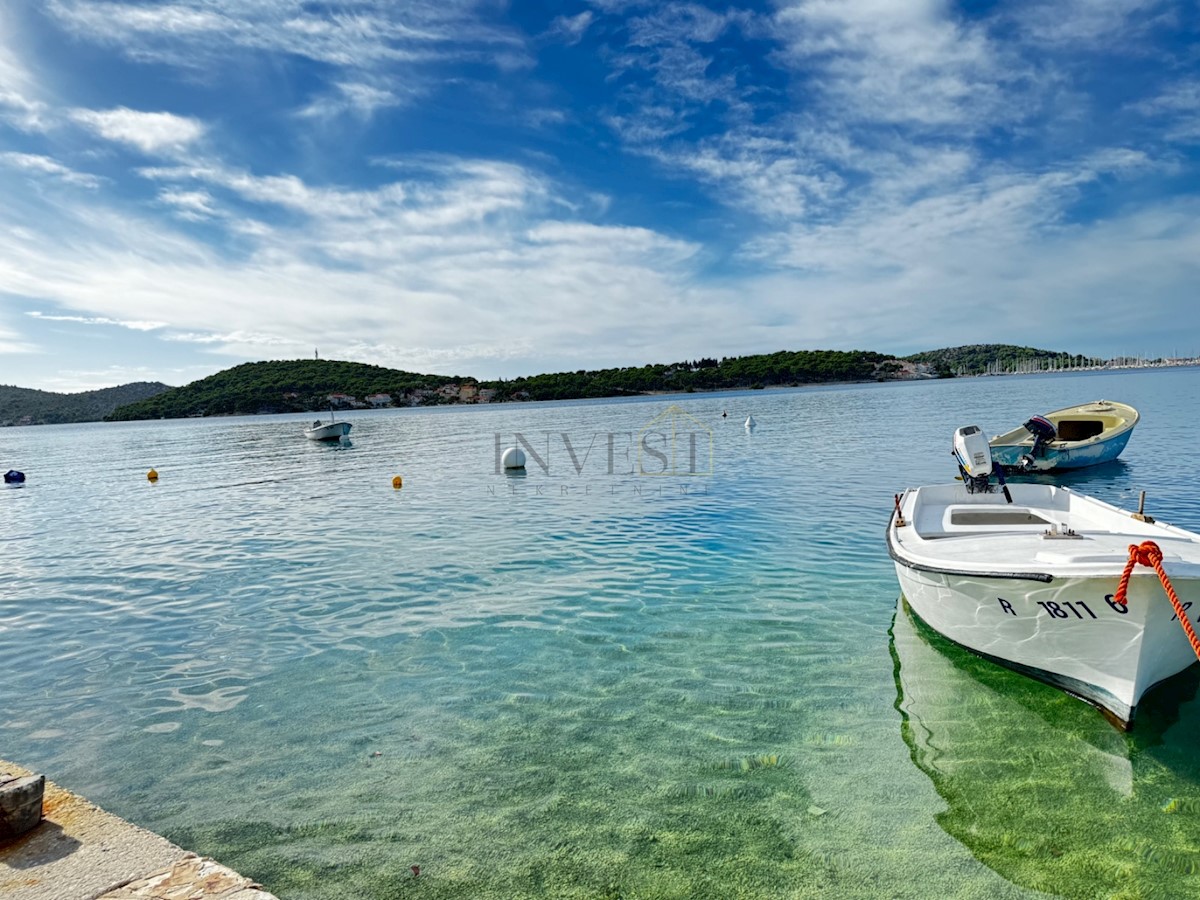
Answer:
xmin=3 ymin=369 xmax=1200 ymax=899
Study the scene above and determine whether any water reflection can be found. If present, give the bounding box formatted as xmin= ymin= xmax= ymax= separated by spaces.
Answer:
xmin=891 ymin=599 xmax=1200 ymax=897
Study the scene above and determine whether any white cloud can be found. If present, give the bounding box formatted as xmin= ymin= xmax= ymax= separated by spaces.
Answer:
xmin=0 ymin=7 xmax=51 ymax=132
xmin=0 ymin=154 xmax=715 ymax=376
xmin=642 ymin=133 xmax=845 ymax=220
xmin=0 ymin=152 xmax=101 ymax=188
xmin=70 ymin=107 xmax=206 ymax=154
xmin=1011 ymin=0 xmax=1173 ymax=47
xmin=296 ymin=81 xmax=415 ymax=120
xmin=46 ymin=0 xmax=527 ymax=72
xmin=771 ymin=0 xmax=1017 ymax=131
xmin=610 ymin=4 xmax=750 ymax=113
xmin=158 ymin=188 xmax=218 ymax=220
xmin=48 ymin=1 xmax=230 ymax=39
xmin=138 ymin=157 xmax=544 ymax=239
xmin=746 ymin=148 xmax=1158 ymax=276
xmin=0 ymin=327 xmax=38 ymax=355
xmin=32 ymin=364 xmax=195 ymax=393
xmin=1131 ymin=78 xmax=1200 ymax=143
xmin=26 ymin=312 xmax=167 ymax=331
xmin=163 ymin=330 xmax=298 ymax=347
xmin=546 ymin=11 xmax=594 ymax=46
xmin=0 ymin=90 xmax=50 ymax=132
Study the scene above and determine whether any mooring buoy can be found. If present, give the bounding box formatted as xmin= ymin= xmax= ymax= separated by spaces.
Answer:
xmin=501 ymin=447 xmax=526 ymax=469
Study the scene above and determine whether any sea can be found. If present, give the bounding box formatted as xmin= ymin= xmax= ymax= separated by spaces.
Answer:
xmin=3 ymin=367 xmax=1200 ymax=900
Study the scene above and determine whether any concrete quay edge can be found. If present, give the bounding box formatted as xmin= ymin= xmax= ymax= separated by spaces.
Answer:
xmin=1 ymin=759 xmax=278 ymax=900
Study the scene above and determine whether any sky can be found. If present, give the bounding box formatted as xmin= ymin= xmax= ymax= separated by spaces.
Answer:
xmin=1 ymin=1 xmax=1199 ymax=392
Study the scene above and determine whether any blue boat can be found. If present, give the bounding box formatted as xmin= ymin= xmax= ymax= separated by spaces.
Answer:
xmin=988 ymin=400 xmax=1139 ymax=472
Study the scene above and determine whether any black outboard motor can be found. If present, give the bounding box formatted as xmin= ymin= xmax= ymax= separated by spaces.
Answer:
xmin=952 ymin=426 xmax=1012 ymax=503
xmin=1019 ymin=415 xmax=1057 ymax=470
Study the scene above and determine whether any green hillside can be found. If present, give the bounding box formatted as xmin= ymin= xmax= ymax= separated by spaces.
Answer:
xmin=1 ymin=382 xmax=170 ymax=426
xmin=104 ymin=352 xmax=902 ymax=420
xmin=11 ymin=343 xmax=1090 ymax=425
xmin=480 ymin=349 xmax=894 ymax=401
xmin=903 ymin=344 xmax=1103 ymax=376
xmin=104 ymin=359 xmax=466 ymax=420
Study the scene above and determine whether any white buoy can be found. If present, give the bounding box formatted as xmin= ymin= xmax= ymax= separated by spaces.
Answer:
xmin=744 ymin=415 xmax=756 ymax=431
xmin=501 ymin=446 xmax=526 ymax=469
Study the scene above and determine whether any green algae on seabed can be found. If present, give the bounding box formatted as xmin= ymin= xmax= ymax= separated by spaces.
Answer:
xmin=892 ymin=601 xmax=1200 ymax=900
xmin=156 ymin=612 xmax=1030 ymax=900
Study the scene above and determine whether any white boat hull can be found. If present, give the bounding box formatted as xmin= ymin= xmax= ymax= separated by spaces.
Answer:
xmin=304 ymin=421 xmax=351 ymax=441
xmin=889 ymin=483 xmax=1200 ymax=727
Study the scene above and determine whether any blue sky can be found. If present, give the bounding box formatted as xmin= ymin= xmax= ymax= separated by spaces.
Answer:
xmin=2 ymin=1 xmax=1198 ymax=392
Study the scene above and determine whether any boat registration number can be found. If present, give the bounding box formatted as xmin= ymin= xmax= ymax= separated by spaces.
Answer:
xmin=996 ymin=597 xmax=1196 ymax=622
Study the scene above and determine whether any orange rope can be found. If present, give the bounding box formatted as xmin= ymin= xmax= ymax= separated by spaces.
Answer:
xmin=1114 ymin=541 xmax=1200 ymax=663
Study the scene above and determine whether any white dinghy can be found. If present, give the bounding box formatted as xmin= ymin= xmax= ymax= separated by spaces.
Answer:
xmin=888 ymin=425 xmax=1200 ymax=728
xmin=304 ymin=408 xmax=352 ymax=442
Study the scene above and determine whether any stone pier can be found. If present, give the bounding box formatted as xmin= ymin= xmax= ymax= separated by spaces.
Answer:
xmin=0 ymin=760 xmax=278 ymax=900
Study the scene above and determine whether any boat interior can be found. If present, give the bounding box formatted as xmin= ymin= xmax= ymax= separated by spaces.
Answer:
xmin=1055 ymin=418 xmax=1106 ymax=441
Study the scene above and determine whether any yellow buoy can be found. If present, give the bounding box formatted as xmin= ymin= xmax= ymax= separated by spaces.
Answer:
xmin=147 ymin=468 xmax=159 ymax=482
xmin=392 ymin=475 xmax=403 ymax=489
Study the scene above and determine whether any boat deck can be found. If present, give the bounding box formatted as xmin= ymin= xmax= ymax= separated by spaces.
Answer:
xmin=893 ymin=484 xmax=1200 ymax=576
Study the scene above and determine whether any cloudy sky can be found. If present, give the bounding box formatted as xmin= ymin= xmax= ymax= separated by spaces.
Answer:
xmin=2 ymin=1 xmax=1198 ymax=392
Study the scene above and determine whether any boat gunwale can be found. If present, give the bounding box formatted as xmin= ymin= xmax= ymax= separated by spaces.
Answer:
xmin=889 ymin=484 xmax=1200 ymax=581
xmin=886 ymin=517 xmax=1056 ymax=583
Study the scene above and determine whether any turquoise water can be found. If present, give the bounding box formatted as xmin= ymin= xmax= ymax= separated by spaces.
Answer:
xmin=3 ymin=369 xmax=1200 ymax=898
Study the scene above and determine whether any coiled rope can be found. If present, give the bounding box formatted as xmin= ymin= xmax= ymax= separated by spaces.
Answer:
xmin=1113 ymin=541 xmax=1200 ymax=663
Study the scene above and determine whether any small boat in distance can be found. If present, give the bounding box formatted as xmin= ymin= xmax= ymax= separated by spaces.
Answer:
xmin=304 ymin=409 xmax=351 ymax=442
xmin=888 ymin=425 xmax=1200 ymax=728
xmin=989 ymin=400 xmax=1138 ymax=471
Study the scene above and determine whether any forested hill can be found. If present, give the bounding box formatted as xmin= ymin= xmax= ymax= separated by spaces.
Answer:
xmin=105 ymin=359 xmax=465 ymax=421
xmin=905 ymin=344 xmax=1099 ymax=376
xmin=105 ymin=350 xmax=902 ymax=419
xmin=14 ymin=343 xmax=1083 ymax=424
xmin=484 ymin=349 xmax=894 ymax=401
xmin=1 ymin=382 xmax=170 ymax=426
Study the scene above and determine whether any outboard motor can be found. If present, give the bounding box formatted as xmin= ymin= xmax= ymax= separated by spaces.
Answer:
xmin=1019 ymin=415 xmax=1057 ymax=469
xmin=952 ymin=425 xmax=1012 ymax=503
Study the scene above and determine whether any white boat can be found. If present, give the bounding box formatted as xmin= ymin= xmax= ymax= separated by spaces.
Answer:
xmin=304 ymin=411 xmax=351 ymax=441
xmin=989 ymin=400 xmax=1138 ymax=471
xmin=888 ymin=426 xmax=1200 ymax=728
